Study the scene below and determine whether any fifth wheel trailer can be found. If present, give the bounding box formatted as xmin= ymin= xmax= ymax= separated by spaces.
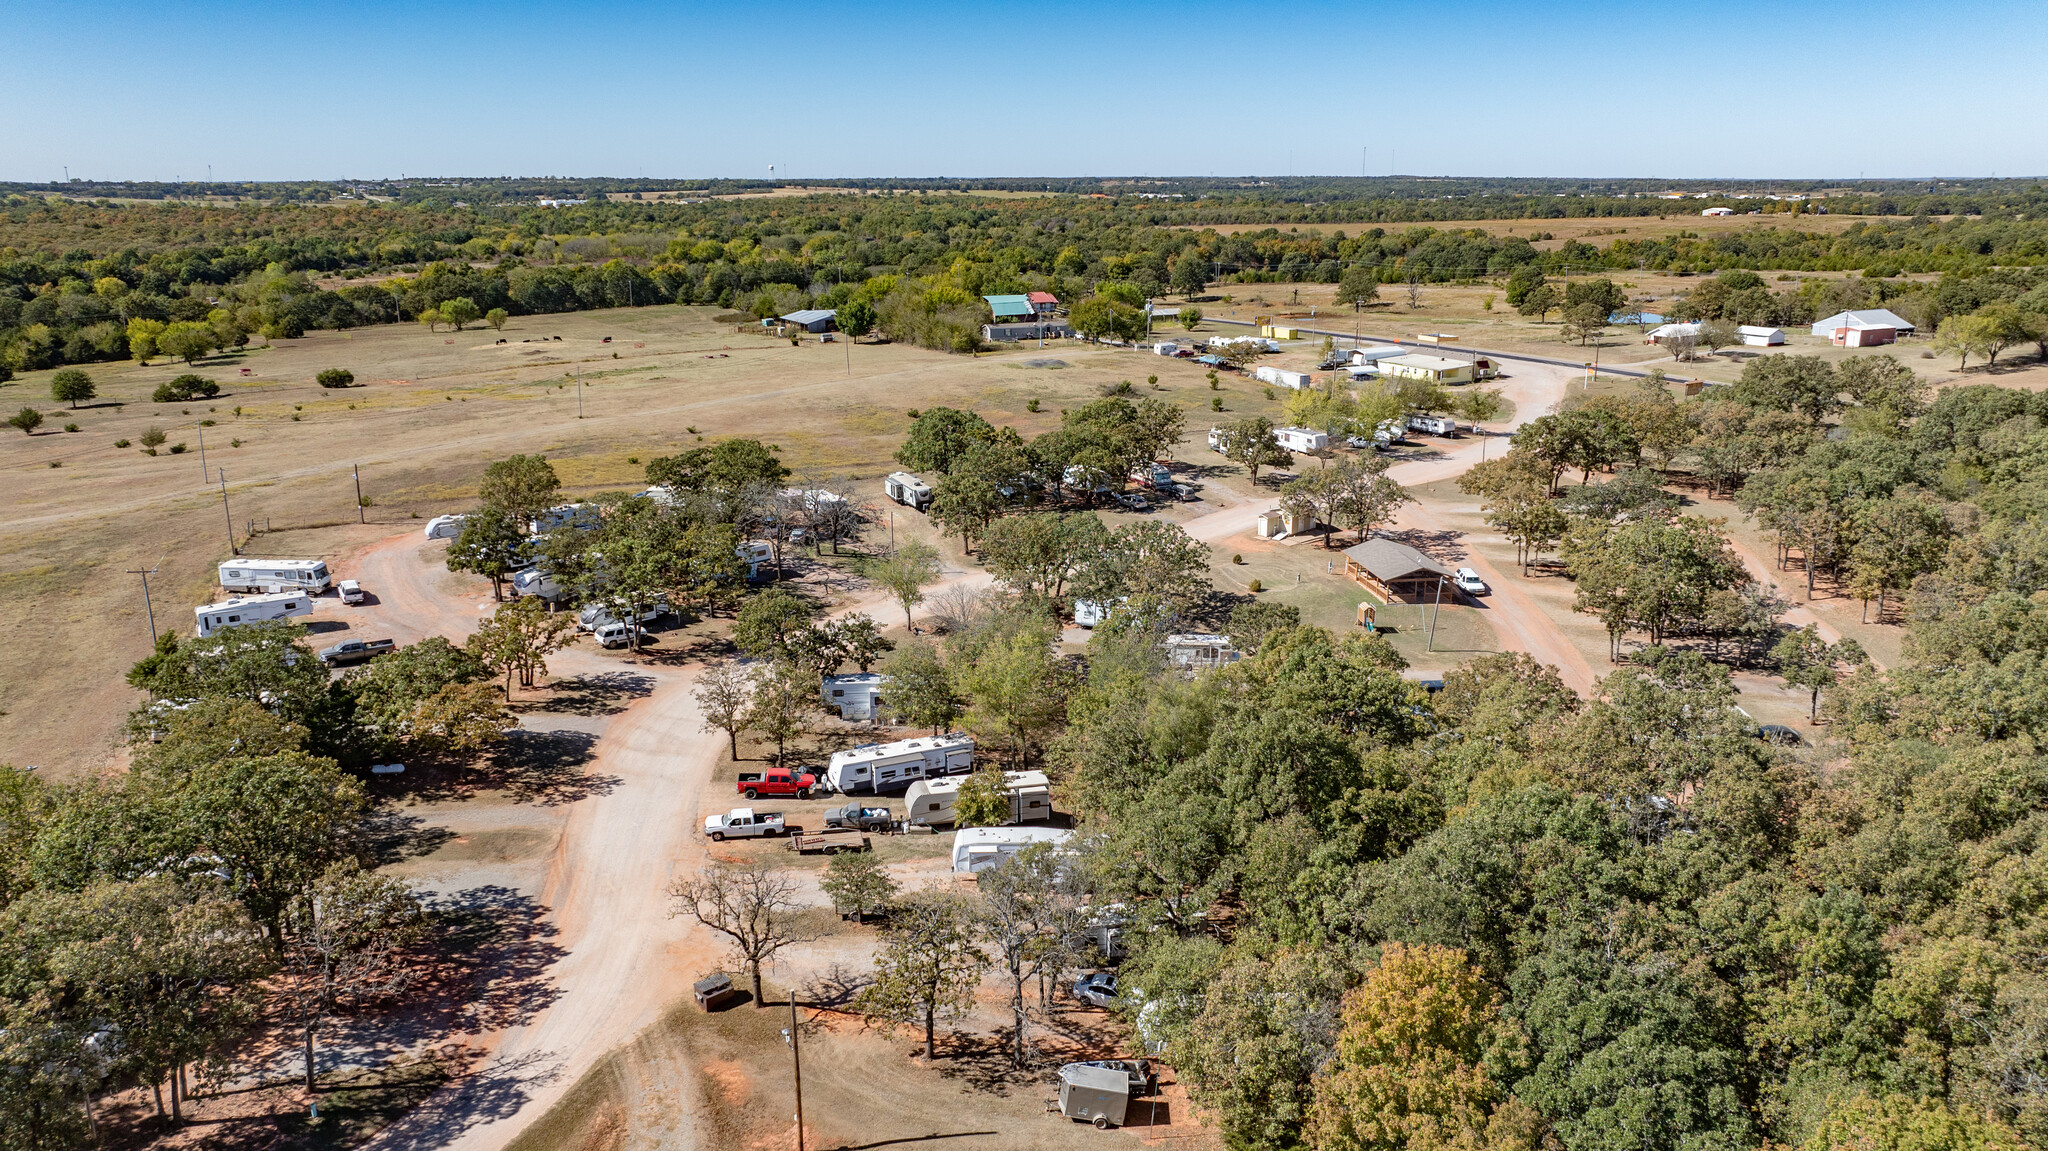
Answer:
xmin=903 ymin=770 xmax=1052 ymax=827
xmin=824 ymin=734 xmax=974 ymax=794
xmin=218 ymin=558 xmax=331 ymax=594
xmin=884 ymin=471 xmax=933 ymax=511
xmin=194 ymin=592 xmax=313 ymax=637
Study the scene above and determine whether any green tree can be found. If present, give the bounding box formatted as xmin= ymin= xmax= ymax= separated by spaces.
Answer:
xmin=1563 ymin=278 xmax=1626 ymax=319
xmin=276 ymin=860 xmax=425 ymax=1091
xmin=959 ymin=617 xmax=1074 ymax=765
xmin=881 ymin=640 xmax=959 ymax=735
xmin=1074 ymin=520 xmax=1213 ymax=607
xmin=484 ymin=307 xmax=508 ymax=331
xmin=853 ymin=890 xmax=988 ymax=1058
xmin=1222 ymin=415 xmax=1295 ymax=482
xmin=1171 ymin=253 xmax=1209 ymax=298
xmin=1772 ymin=624 xmax=1866 ymax=721
xmin=743 ymin=660 xmax=811 ymax=764
xmin=1976 ymin=302 xmax=2039 ymax=367
xmin=164 ymin=752 xmax=368 ymax=941
xmin=1337 ymin=266 xmax=1381 ymax=311
xmin=644 ymin=438 xmax=789 ymax=505
xmin=1564 ymin=515 xmax=1750 ymax=656
xmin=895 ymin=407 xmax=996 ymax=473
xmin=952 ymin=760 xmax=1013 ymax=828
xmin=1560 ymin=302 xmax=1607 ymax=346
xmin=1455 ymin=388 xmax=1505 ymax=427
xmin=7 ymin=407 xmax=43 ymax=435
xmin=440 ymin=297 xmax=482 ymax=331
xmin=693 ymin=660 xmax=755 ymax=759
xmin=48 ymin=369 xmax=94 ymax=408
xmin=831 ymin=613 xmax=893 ymax=672
xmin=346 ymin=637 xmax=508 ymax=756
xmin=446 ymin=506 xmax=529 ymax=600
xmin=1229 ymin=600 xmax=1303 ymax=655
xmin=975 ymin=841 xmax=1085 ymax=1066
xmin=819 ymin=851 xmax=899 ymax=924
xmin=863 ymin=540 xmax=943 ymax=629
xmin=1802 ymin=1095 xmax=2021 ymax=1151
xmin=124 ymin=620 xmax=332 ymax=729
xmin=315 ymin=368 xmax=355 ymax=388
xmin=1504 ymin=266 xmax=1546 ymax=308
xmin=466 ymin=595 xmax=576 ymax=696
xmin=838 ymin=298 xmax=877 ymax=338
xmin=732 ymin=587 xmax=816 ymax=662
xmin=1733 ymin=354 xmax=1843 ymax=424
xmin=1516 ymin=283 xmax=1559 ymax=322
xmin=1181 ymin=305 xmax=1204 ymax=331
xmin=1931 ymin=313 xmax=1996 ymax=370
xmin=157 ymin=321 xmax=218 ymax=363
xmin=476 ymin=454 xmax=561 ymax=522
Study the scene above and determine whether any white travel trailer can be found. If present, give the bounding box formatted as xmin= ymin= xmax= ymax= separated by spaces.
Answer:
xmin=905 ymin=771 xmax=1052 ymax=828
xmin=822 ymin=672 xmax=887 ymax=721
xmin=1254 ymin=365 xmax=1313 ymax=390
xmin=511 ymin=568 xmax=564 ymax=601
xmin=825 ymin=733 xmax=975 ymax=794
xmin=737 ymin=541 xmax=775 ymax=581
xmin=217 ymin=558 xmax=331 ymax=594
xmin=423 ymin=514 xmax=467 ymax=540
xmin=194 ymin=592 xmax=313 ymax=637
xmin=529 ymin=503 xmax=600 ymax=535
xmin=1274 ymin=426 xmax=1329 ymax=453
xmin=952 ymin=826 xmax=1075 ymax=874
xmin=884 ymin=471 xmax=933 ymax=511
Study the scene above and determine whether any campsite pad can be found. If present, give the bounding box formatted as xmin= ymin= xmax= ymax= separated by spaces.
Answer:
xmin=1016 ymin=359 xmax=1070 ymax=369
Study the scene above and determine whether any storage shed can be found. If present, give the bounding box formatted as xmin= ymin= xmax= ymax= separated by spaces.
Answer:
xmin=1256 ymin=506 xmax=1316 ymax=539
xmin=1738 ymin=325 xmax=1786 ymax=346
xmin=779 ymin=309 xmax=837 ymax=333
xmin=1342 ymin=537 xmax=1455 ymax=603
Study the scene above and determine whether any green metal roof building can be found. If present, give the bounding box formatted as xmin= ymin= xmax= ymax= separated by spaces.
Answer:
xmin=983 ymin=294 xmax=1033 ymax=320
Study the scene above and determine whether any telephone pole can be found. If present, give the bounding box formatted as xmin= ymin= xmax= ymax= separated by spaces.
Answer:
xmin=1426 ymin=575 xmax=1446 ymax=651
xmin=354 ymin=464 xmax=365 ymax=523
xmin=125 ymin=561 xmax=162 ymax=644
xmin=782 ymin=999 xmax=806 ymax=1151
xmin=576 ymin=367 xmax=583 ymax=418
xmin=197 ymin=423 xmax=208 ymax=480
xmin=217 ymin=469 xmax=237 ymax=555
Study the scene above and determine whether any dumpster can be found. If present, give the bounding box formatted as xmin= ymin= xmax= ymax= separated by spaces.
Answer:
xmin=1058 ymin=1062 xmax=1130 ymax=1128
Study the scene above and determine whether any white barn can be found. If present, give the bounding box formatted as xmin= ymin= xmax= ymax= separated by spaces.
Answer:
xmin=1738 ymin=325 xmax=1786 ymax=346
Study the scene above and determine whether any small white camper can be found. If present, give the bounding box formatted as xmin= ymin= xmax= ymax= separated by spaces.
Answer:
xmin=951 ymin=826 xmax=1075 ymax=874
xmin=884 ymin=472 xmax=933 ymax=511
xmin=511 ymin=568 xmax=564 ymax=601
xmin=194 ymin=592 xmax=313 ymax=637
xmin=905 ymin=771 xmax=1053 ymax=828
xmin=217 ymin=559 xmax=331 ymax=594
xmin=1274 ymin=426 xmax=1329 ymax=453
xmin=529 ymin=503 xmax=600 ymax=535
xmin=825 ymin=733 xmax=975 ymax=794
xmin=423 ymin=514 xmax=467 ymax=540
xmin=737 ymin=541 xmax=775 ymax=581
xmin=822 ymin=672 xmax=887 ymax=721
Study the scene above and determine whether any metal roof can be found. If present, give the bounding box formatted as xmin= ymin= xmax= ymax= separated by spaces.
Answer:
xmin=1812 ymin=308 xmax=1914 ymax=333
xmin=1342 ymin=537 xmax=1454 ymax=582
xmin=1026 ymin=291 xmax=1059 ymax=304
xmin=983 ymin=294 xmax=1033 ymax=316
xmin=781 ymin=309 xmax=836 ymax=325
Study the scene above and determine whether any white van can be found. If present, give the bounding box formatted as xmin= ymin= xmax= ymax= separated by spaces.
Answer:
xmin=218 ymin=558 xmax=331 ymax=594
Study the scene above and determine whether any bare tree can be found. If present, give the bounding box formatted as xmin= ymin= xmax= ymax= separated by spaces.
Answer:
xmin=669 ymin=860 xmax=821 ymax=1007
xmin=693 ymin=660 xmax=755 ymax=759
xmin=975 ymin=843 xmax=1086 ymax=1067
xmin=923 ymin=585 xmax=987 ymax=636
xmin=853 ymin=889 xmax=988 ymax=1059
xmin=276 ymin=861 xmax=425 ymax=1092
xmin=1406 ymin=275 xmax=1423 ymax=309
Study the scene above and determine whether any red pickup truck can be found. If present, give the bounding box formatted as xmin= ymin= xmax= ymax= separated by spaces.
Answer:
xmin=738 ymin=768 xmax=817 ymax=800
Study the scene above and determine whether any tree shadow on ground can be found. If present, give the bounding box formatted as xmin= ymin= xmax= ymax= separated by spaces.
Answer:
xmin=519 ymin=670 xmax=655 ymax=717
xmin=359 ymin=807 xmax=457 ymax=865
xmin=801 ymin=963 xmax=873 ymax=1010
xmin=366 ymin=729 xmax=614 ymax=806
xmin=926 ymin=1017 xmax=1126 ymax=1096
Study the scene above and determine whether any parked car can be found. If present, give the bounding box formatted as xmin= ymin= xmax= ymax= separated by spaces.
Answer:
xmin=337 ymin=579 xmax=365 ymax=605
xmin=1119 ymin=492 xmax=1150 ymax=512
xmin=593 ymin=620 xmax=642 ymax=649
xmin=737 ymin=767 xmax=817 ymax=800
xmin=1071 ymin=1059 xmax=1158 ymax=1098
xmin=1757 ymin=724 xmax=1806 ymax=746
xmin=1072 ymin=971 xmax=1118 ymax=1008
xmin=703 ymin=809 xmax=797 ymax=840
xmin=824 ymin=803 xmax=894 ymax=832
xmin=1453 ymin=567 xmax=1489 ymax=595
xmin=318 ymin=638 xmax=395 ymax=667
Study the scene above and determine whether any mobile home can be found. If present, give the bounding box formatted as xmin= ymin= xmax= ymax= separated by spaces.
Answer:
xmin=217 ymin=559 xmax=331 ymax=594
xmin=822 ymin=672 xmax=887 ymax=721
xmin=905 ymin=771 xmax=1053 ymax=828
xmin=1254 ymin=365 xmax=1313 ymax=390
xmin=825 ymin=733 xmax=975 ymax=794
xmin=194 ymin=592 xmax=313 ymax=637
xmin=737 ymin=541 xmax=775 ymax=581
xmin=884 ymin=471 xmax=933 ymax=511
xmin=951 ymin=826 xmax=1075 ymax=874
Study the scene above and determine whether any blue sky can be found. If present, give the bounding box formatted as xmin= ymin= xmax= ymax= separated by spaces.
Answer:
xmin=5 ymin=0 xmax=2042 ymax=181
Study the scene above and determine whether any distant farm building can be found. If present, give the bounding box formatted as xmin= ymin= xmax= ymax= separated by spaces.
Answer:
xmin=1378 ymin=353 xmax=1475 ymax=386
xmin=1739 ymin=325 xmax=1786 ymax=346
xmin=982 ymin=294 xmax=1034 ymax=321
xmin=1343 ymin=537 xmax=1455 ymax=603
xmin=1812 ymin=309 xmax=1915 ymax=347
xmin=982 ymin=321 xmax=1074 ymax=342
xmin=780 ymin=309 xmax=837 ymax=333
xmin=1026 ymin=291 xmax=1060 ymax=315
xmin=1701 ymin=206 xmax=1735 ymax=216
xmin=1646 ymin=322 xmax=1702 ymax=345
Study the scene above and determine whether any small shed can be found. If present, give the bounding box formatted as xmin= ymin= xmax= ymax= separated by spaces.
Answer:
xmin=822 ymin=672 xmax=887 ymax=721
xmin=983 ymin=294 xmax=1034 ymax=321
xmin=1343 ymin=537 xmax=1455 ymax=603
xmin=1165 ymin=633 xmax=1241 ymax=672
xmin=693 ymin=972 xmax=739 ymax=1011
xmin=1738 ymin=325 xmax=1785 ymax=346
xmin=1026 ymin=291 xmax=1059 ymax=315
xmin=1256 ymin=507 xmax=1316 ymax=539
xmin=780 ymin=309 xmax=837 ymax=333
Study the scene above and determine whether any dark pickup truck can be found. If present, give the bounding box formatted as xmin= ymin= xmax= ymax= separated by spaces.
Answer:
xmin=319 ymin=638 xmax=396 ymax=667
xmin=824 ymin=803 xmax=894 ymax=833
xmin=737 ymin=767 xmax=817 ymax=801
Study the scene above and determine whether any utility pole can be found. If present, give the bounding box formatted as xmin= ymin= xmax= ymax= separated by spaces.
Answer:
xmin=1426 ymin=575 xmax=1445 ymax=651
xmin=125 ymin=561 xmax=162 ymax=644
xmin=576 ymin=367 xmax=583 ymax=418
xmin=196 ymin=423 xmax=207 ymax=481
xmin=354 ymin=464 xmax=365 ymax=523
xmin=782 ymin=1000 xmax=806 ymax=1151
xmin=217 ymin=469 xmax=236 ymax=555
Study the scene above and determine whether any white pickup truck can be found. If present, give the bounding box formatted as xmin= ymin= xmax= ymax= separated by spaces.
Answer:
xmin=703 ymin=808 xmax=799 ymax=841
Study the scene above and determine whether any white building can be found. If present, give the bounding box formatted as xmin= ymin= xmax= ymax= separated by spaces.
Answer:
xmin=1165 ymin=633 xmax=1241 ymax=672
xmin=1738 ymin=325 xmax=1786 ymax=346
xmin=1646 ymin=322 xmax=1703 ymax=345
xmin=822 ymin=672 xmax=887 ymax=721
xmin=1701 ymin=206 xmax=1735 ymax=216
xmin=1378 ymin=354 xmax=1475 ymax=386
xmin=1811 ymin=309 xmax=1915 ymax=347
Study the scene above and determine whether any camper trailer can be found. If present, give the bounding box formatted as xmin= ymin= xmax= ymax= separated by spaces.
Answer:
xmin=737 ymin=541 xmax=775 ymax=581
xmin=529 ymin=503 xmax=600 ymax=535
xmin=217 ymin=559 xmax=331 ymax=594
xmin=822 ymin=672 xmax=887 ymax=721
xmin=510 ymin=568 xmax=565 ymax=601
xmin=423 ymin=514 xmax=467 ymax=540
xmin=1274 ymin=426 xmax=1329 ymax=453
xmin=951 ymin=826 xmax=1075 ymax=874
xmin=194 ymin=592 xmax=313 ymax=637
xmin=1254 ymin=365 xmax=1313 ymax=390
xmin=884 ymin=472 xmax=933 ymax=511
xmin=825 ymin=734 xmax=975 ymax=794
xmin=904 ymin=771 xmax=1052 ymax=828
